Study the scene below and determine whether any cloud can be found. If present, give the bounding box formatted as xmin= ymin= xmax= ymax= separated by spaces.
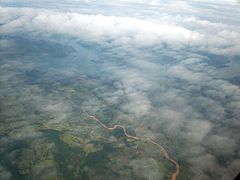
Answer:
xmin=1 ymin=2 xmax=240 ymax=180
xmin=1 ymin=6 xmax=240 ymax=56
xmin=8 ymin=125 xmax=43 ymax=141
xmin=183 ymin=119 xmax=212 ymax=144
xmin=0 ymin=165 xmax=12 ymax=180
xmin=0 ymin=39 xmax=15 ymax=49
xmin=204 ymin=135 xmax=237 ymax=156
xmin=0 ymin=7 xmax=193 ymax=47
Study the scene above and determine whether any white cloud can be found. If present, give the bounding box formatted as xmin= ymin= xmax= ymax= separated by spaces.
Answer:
xmin=183 ymin=119 xmax=212 ymax=144
xmin=204 ymin=135 xmax=237 ymax=155
xmin=1 ymin=6 xmax=240 ymax=55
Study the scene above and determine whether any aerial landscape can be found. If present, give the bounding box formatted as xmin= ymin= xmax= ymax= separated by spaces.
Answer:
xmin=0 ymin=0 xmax=240 ymax=179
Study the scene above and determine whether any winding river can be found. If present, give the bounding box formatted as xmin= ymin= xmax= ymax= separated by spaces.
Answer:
xmin=82 ymin=110 xmax=180 ymax=180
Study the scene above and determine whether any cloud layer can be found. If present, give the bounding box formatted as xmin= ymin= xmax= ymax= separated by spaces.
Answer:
xmin=1 ymin=1 xmax=240 ymax=180
xmin=1 ymin=5 xmax=240 ymax=56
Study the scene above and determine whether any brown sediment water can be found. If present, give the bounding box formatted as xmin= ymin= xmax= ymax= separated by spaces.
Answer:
xmin=82 ymin=110 xmax=180 ymax=180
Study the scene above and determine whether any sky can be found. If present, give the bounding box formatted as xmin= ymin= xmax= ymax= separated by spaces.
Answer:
xmin=0 ymin=0 xmax=240 ymax=180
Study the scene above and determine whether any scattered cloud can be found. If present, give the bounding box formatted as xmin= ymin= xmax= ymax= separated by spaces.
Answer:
xmin=0 ymin=1 xmax=240 ymax=179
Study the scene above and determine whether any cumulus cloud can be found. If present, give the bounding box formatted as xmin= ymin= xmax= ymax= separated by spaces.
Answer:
xmin=1 ymin=6 xmax=240 ymax=55
xmin=0 ymin=7 xmax=193 ymax=46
